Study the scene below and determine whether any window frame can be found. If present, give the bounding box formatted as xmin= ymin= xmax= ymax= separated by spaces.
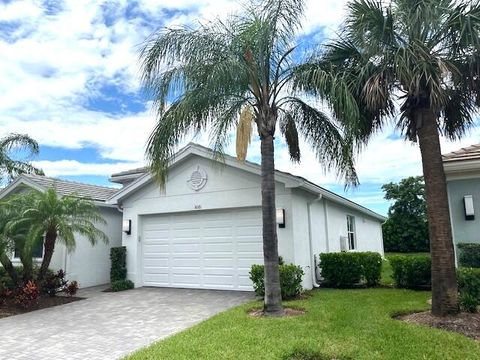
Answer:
xmin=346 ymin=215 xmax=356 ymax=251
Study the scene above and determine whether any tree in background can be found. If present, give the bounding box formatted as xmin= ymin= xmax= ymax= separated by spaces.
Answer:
xmin=139 ymin=0 xmax=357 ymax=315
xmin=382 ymin=177 xmax=429 ymax=253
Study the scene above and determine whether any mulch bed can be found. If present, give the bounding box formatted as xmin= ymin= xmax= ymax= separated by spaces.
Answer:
xmin=248 ymin=307 xmax=306 ymax=317
xmin=0 ymin=296 xmax=83 ymax=319
xmin=396 ymin=311 xmax=480 ymax=340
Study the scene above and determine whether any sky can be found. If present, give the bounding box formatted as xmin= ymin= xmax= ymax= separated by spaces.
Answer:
xmin=1 ymin=0 xmax=479 ymax=216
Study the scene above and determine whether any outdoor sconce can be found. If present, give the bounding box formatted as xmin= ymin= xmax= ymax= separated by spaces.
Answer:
xmin=276 ymin=208 xmax=285 ymax=228
xmin=464 ymin=195 xmax=475 ymax=221
xmin=123 ymin=219 xmax=132 ymax=235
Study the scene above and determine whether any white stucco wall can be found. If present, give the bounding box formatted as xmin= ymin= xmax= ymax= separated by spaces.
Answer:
xmin=323 ymin=200 xmax=384 ymax=255
xmin=66 ymin=206 xmax=122 ymax=288
xmin=119 ymin=155 xmax=294 ymax=287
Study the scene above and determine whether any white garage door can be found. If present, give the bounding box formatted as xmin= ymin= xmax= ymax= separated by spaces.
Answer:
xmin=141 ymin=207 xmax=263 ymax=291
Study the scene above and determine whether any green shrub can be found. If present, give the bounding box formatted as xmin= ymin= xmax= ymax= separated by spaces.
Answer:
xmin=111 ymin=279 xmax=134 ymax=292
xmin=249 ymin=263 xmax=304 ymax=299
xmin=319 ymin=253 xmax=361 ymax=287
xmin=110 ymin=246 xmax=127 ymax=282
xmin=389 ymin=255 xmax=431 ymax=289
xmin=457 ymin=243 xmax=480 ymax=268
xmin=457 ymin=267 xmax=480 ymax=312
xmin=319 ymin=252 xmax=382 ymax=288
xmin=358 ymin=252 xmax=383 ymax=286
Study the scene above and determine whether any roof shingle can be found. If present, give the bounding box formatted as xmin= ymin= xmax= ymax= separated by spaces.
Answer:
xmin=20 ymin=174 xmax=119 ymax=201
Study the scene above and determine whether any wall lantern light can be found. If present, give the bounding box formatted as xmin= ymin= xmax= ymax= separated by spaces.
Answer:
xmin=276 ymin=208 xmax=285 ymax=228
xmin=464 ymin=195 xmax=475 ymax=221
xmin=123 ymin=219 xmax=132 ymax=235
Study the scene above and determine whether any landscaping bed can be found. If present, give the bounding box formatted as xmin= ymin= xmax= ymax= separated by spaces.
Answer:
xmin=397 ymin=311 xmax=480 ymax=341
xmin=0 ymin=295 xmax=83 ymax=319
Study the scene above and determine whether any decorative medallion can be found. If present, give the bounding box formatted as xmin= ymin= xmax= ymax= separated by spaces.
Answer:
xmin=187 ymin=165 xmax=208 ymax=191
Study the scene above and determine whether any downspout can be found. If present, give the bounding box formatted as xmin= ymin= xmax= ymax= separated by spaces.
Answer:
xmin=307 ymin=195 xmax=323 ymax=288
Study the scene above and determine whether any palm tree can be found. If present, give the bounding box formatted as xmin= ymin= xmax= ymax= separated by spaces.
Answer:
xmin=0 ymin=202 xmax=18 ymax=285
xmin=139 ymin=0 xmax=357 ymax=315
xmin=7 ymin=189 xmax=109 ymax=282
xmin=297 ymin=0 xmax=480 ymax=316
xmin=0 ymin=133 xmax=43 ymax=183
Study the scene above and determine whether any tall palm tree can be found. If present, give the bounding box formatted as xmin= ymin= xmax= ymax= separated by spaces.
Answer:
xmin=297 ymin=0 xmax=480 ymax=316
xmin=140 ymin=0 xmax=357 ymax=315
xmin=7 ymin=189 xmax=109 ymax=282
xmin=0 ymin=133 xmax=43 ymax=183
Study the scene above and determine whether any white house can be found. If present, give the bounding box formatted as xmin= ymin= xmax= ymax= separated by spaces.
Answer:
xmin=0 ymin=143 xmax=385 ymax=291
xmin=107 ymin=143 xmax=385 ymax=291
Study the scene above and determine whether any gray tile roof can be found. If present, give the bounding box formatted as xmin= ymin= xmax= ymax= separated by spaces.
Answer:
xmin=443 ymin=144 xmax=480 ymax=163
xmin=21 ymin=174 xmax=119 ymax=202
xmin=110 ymin=167 xmax=147 ymax=178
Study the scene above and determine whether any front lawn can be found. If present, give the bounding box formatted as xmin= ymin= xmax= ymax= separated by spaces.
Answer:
xmin=126 ymin=288 xmax=480 ymax=360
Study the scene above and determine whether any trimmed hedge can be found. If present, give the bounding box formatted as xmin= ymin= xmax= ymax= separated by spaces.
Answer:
xmin=249 ymin=263 xmax=304 ymax=299
xmin=319 ymin=252 xmax=382 ymax=288
xmin=389 ymin=255 xmax=431 ymax=289
xmin=110 ymin=246 xmax=127 ymax=282
xmin=457 ymin=267 xmax=480 ymax=312
xmin=457 ymin=243 xmax=480 ymax=268
xmin=111 ymin=279 xmax=134 ymax=292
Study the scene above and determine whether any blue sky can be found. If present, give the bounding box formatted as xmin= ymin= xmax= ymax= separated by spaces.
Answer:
xmin=1 ymin=0 xmax=479 ymax=216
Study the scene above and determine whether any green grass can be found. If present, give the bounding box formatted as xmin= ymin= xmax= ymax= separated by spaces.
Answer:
xmin=126 ymin=288 xmax=480 ymax=360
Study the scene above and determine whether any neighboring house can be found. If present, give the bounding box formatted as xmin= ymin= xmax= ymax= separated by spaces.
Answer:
xmin=0 ymin=174 xmax=122 ymax=287
xmin=444 ymin=144 xmax=480 ymax=261
xmin=107 ymin=143 xmax=385 ymax=291
xmin=0 ymin=143 xmax=385 ymax=291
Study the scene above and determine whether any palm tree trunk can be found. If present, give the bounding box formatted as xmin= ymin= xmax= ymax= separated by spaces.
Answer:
xmin=261 ymin=133 xmax=283 ymax=316
xmin=20 ymin=250 xmax=33 ymax=282
xmin=0 ymin=252 xmax=18 ymax=286
xmin=416 ymin=108 xmax=459 ymax=316
xmin=39 ymin=229 xmax=56 ymax=281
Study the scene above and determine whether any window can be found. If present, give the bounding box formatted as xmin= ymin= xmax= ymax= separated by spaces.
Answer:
xmin=14 ymin=238 xmax=44 ymax=259
xmin=347 ymin=215 xmax=356 ymax=250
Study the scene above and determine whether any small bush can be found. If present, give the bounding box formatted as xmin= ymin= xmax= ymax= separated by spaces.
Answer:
xmin=40 ymin=269 xmax=67 ymax=297
xmin=457 ymin=243 xmax=480 ymax=268
xmin=111 ymin=279 xmax=134 ymax=292
xmin=319 ymin=252 xmax=382 ymax=288
xmin=249 ymin=263 xmax=304 ymax=299
xmin=457 ymin=267 xmax=480 ymax=312
xmin=389 ymin=255 xmax=431 ymax=289
xmin=65 ymin=281 xmax=79 ymax=297
xmin=110 ymin=246 xmax=127 ymax=282
xmin=14 ymin=280 xmax=40 ymax=309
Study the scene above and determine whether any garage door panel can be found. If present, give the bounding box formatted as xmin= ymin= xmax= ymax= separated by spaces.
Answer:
xmin=143 ymin=258 xmax=169 ymax=267
xmin=172 ymin=274 xmax=201 ymax=285
xmin=142 ymin=208 xmax=262 ymax=290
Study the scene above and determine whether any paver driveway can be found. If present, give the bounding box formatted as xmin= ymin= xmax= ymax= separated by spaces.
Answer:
xmin=0 ymin=286 xmax=254 ymax=360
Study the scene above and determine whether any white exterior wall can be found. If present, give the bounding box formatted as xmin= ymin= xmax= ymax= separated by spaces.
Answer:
xmin=118 ymin=153 xmax=384 ymax=291
xmin=66 ymin=206 xmax=122 ymax=288
xmin=119 ymin=155 xmax=294 ymax=287
xmin=323 ymin=200 xmax=384 ymax=255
